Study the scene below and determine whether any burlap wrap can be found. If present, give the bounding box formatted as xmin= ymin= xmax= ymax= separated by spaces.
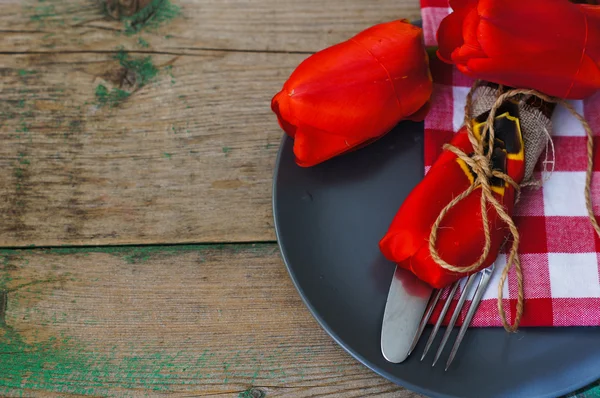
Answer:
xmin=471 ymin=86 xmax=552 ymax=182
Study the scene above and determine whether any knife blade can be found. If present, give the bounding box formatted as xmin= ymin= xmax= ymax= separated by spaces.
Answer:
xmin=381 ymin=265 xmax=433 ymax=363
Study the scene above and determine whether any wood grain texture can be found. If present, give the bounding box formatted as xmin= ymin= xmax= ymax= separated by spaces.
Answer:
xmin=0 ymin=50 xmax=296 ymax=246
xmin=0 ymin=0 xmax=422 ymax=54
xmin=0 ymin=0 xmax=422 ymax=247
xmin=0 ymin=244 xmax=422 ymax=397
xmin=0 ymin=0 xmax=431 ymax=396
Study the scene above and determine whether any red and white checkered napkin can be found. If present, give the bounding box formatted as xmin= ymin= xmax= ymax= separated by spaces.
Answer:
xmin=421 ymin=0 xmax=600 ymax=327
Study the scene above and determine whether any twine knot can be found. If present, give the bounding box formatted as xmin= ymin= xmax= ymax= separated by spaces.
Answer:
xmin=472 ymin=154 xmax=493 ymax=179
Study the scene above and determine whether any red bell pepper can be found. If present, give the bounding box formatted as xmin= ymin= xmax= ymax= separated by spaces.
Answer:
xmin=271 ymin=20 xmax=433 ymax=167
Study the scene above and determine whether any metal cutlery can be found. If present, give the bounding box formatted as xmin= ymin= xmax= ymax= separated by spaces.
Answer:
xmin=382 ymin=260 xmax=496 ymax=370
xmin=409 ymin=262 xmax=495 ymax=370
xmin=380 ymin=266 xmax=434 ymax=363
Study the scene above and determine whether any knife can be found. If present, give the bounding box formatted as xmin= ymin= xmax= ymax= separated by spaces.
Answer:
xmin=381 ymin=265 xmax=433 ymax=363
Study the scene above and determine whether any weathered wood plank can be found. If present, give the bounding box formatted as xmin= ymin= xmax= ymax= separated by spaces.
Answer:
xmin=0 ymin=0 xmax=422 ymax=54
xmin=0 ymin=244 xmax=421 ymax=397
xmin=0 ymin=50 xmax=299 ymax=246
xmin=0 ymin=0 xmax=423 ymax=246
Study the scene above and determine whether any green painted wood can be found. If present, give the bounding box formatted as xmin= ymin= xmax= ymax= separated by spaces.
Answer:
xmin=0 ymin=244 xmax=413 ymax=397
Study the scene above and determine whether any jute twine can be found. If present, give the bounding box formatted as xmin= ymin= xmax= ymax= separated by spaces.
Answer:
xmin=428 ymin=81 xmax=597 ymax=332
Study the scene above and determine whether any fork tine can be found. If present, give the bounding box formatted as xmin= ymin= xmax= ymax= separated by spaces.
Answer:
xmin=432 ymin=273 xmax=478 ymax=367
xmin=407 ymin=288 xmax=442 ymax=356
xmin=420 ymin=281 xmax=460 ymax=361
xmin=445 ymin=265 xmax=495 ymax=371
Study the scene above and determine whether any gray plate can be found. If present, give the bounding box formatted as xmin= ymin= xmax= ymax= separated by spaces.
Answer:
xmin=272 ymin=121 xmax=600 ymax=398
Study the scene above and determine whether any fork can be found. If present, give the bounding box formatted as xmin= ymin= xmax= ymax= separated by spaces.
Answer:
xmin=406 ymin=262 xmax=496 ymax=371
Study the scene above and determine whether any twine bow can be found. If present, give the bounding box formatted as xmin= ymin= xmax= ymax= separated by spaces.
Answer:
xmin=428 ymin=81 xmax=598 ymax=332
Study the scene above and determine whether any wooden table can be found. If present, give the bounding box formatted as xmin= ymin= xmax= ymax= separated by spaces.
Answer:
xmin=0 ymin=1 xmax=595 ymax=396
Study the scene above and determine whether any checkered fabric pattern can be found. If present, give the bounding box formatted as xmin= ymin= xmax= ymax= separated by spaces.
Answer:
xmin=421 ymin=0 xmax=600 ymax=327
